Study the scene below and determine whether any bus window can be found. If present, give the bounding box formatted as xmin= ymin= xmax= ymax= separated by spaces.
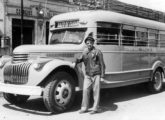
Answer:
xmin=148 ymin=29 xmax=159 ymax=47
xmin=96 ymin=22 xmax=120 ymax=45
xmin=50 ymin=28 xmax=86 ymax=44
xmin=135 ymin=27 xmax=148 ymax=46
xmin=122 ymin=25 xmax=135 ymax=46
xmin=159 ymin=31 xmax=165 ymax=47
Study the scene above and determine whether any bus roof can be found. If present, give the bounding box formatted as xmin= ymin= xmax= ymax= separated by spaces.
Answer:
xmin=50 ymin=10 xmax=165 ymax=31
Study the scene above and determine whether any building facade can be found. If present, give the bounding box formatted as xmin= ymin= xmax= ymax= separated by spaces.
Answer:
xmin=0 ymin=0 xmax=78 ymax=56
xmin=0 ymin=0 xmax=165 ymax=56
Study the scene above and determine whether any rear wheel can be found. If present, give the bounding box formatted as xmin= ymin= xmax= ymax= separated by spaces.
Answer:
xmin=3 ymin=93 xmax=29 ymax=105
xmin=43 ymin=71 xmax=75 ymax=113
xmin=148 ymin=69 xmax=163 ymax=93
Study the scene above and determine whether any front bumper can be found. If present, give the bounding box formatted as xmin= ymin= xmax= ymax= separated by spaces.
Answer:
xmin=0 ymin=82 xmax=43 ymax=96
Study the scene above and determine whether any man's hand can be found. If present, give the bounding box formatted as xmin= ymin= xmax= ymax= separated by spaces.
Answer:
xmin=100 ymin=78 xmax=111 ymax=84
xmin=72 ymin=62 xmax=76 ymax=68
xmin=71 ymin=59 xmax=78 ymax=68
xmin=100 ymin=78 xmax=105 ymax=82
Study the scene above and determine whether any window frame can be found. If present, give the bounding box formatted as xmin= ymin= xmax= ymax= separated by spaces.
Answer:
xmin=96 ymin=22 xmax=121 ymax=45
xmin=95 ymin=21 xmax=165 ymax=48
xmin=135 ymin=27 xmax=148 ymax=47
xmin=121 ymin=25 xmax=135 ymax=46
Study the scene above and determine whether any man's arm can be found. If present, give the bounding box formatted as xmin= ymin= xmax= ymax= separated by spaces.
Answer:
xmin=76 ymin=55 xmax=83 ymax=63
xmin=76 ymin=49 xmax=88 ymax=64
xmin=98 ymin=50 xmax=105 ymax=78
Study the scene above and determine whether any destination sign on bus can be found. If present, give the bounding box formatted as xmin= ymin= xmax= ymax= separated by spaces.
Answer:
xmin=55 ymin=20 xmax=79 ymax=28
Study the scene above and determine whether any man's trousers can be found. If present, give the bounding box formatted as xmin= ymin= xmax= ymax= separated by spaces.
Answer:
xmin=81 ymin=75 xmax=101 ymax=111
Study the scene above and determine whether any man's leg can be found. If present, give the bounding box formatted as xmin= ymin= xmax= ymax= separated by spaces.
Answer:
xmin=91 ymin=75 xmax=101 ymax=112
xmin=80 ymin=75 xmax=92 ymax=112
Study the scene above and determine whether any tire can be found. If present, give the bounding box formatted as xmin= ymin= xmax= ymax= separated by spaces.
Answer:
xmin=43 ymin=71 xmax=76 ymax=113
xmin=3 ymin=93 xmax=29 ymax=105
xmin=148 ymin=69 xmax=163 ymax=93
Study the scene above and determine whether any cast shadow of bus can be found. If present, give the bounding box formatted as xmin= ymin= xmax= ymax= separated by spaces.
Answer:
xmin=3 ymin=83 xmax=165 ymax=115
xmin=3 ymin=97 xmax=51 ymax=116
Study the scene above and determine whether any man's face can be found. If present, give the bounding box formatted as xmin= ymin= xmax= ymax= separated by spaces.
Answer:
xmin=86 ymin=40 xmax=94 ymax=50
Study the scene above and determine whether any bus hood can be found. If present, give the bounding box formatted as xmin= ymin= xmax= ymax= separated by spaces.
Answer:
xmin=13 ymin=44 xmax=84 ymax=54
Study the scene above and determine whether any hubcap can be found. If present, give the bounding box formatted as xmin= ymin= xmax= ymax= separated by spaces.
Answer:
xmin=62 ymin=89 xmax=69 ymax=99
xmin=154 ymin=71 xmax=162 ymax=90
xmin=54 ymin=80 xmax=72 ymax=106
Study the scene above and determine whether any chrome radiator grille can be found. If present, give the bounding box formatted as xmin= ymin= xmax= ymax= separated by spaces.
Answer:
xmin=4 ymin=63 xmax=32 ymax=84
xmin=12 ymin=54 xmax=28 ymax=63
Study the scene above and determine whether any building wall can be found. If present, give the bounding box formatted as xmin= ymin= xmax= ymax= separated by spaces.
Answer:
xmin=0 ymin=0 xmax=4 ymax=33
xmin=0 ymin=0 xmax=79 ymax=56
xmin=0 ymin=0 xmax=9 ymax=56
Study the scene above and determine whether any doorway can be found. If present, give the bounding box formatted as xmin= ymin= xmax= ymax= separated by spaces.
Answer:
xmin=12 ymin=19 xmax=35 ymax=50
xmin=46 ymin=21 xmax=49 ymax=44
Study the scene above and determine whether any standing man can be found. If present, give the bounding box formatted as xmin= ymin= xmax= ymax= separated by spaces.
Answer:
xmin=76 ymin=36 xmax=105 ymax=114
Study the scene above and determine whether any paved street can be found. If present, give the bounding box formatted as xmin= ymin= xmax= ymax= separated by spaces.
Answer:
xmin=1 ymin=84 xmax=165 ymax=120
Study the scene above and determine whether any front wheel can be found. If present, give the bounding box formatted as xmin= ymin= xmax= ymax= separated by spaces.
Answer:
xmin=148 ymin=69 xmax=163 ymax=93
xmin=43 ymin=71 xmax=76 ymax=113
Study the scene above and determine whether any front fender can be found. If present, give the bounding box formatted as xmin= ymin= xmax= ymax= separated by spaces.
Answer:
xmin=152 ymin=61 xmax=165 ymax=73
xmin=151 ymin=60 xmax=165 ymax=81
xmin=0 ymin=56 xmax=12 ymax=82
xmin=28 ymin=59 xmax=76 ymax=86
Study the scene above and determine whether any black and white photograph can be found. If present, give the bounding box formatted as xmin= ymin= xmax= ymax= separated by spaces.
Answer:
xmin=0 ymin=0 xmax=165 ymax=120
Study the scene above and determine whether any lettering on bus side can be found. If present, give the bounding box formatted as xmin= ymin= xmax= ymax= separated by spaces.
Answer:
xmin=124 ymin=47 xmax=150 ymax=52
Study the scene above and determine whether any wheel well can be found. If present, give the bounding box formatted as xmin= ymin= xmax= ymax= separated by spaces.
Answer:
xmin=154 ymin=67 xmax=164 ymax=74
xmin=151 ymin=66 xmax=164 ymax=81
xmin=38 ymin=65 xmax=79 ymax=87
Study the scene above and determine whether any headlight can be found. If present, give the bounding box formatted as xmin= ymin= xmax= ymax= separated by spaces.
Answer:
xmin=0 ymin=55 xmax=12 ymax=68
xmin=33 ymin=63 xmax=41 ymax=70
xmin=33 ymin=60 xmax=50 ymax=71
xmin=0 ymin=61 xmax=4 ymax=68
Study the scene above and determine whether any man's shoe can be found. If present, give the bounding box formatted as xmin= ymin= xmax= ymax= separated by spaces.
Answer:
xmin=89 ymin=110 xmax=98 ymax=114
xmin=79 ymin=110 xmax=88 ymax=114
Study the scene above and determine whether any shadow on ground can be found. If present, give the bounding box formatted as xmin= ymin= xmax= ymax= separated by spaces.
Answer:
xmin=3 ymin=97 xmax=51 ymax=116
xmin=3 ymin=83 xmax=165 ymax=115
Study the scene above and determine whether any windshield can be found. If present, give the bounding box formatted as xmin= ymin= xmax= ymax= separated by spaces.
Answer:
xmin=49 ymin=28 xmax=87 ymax=44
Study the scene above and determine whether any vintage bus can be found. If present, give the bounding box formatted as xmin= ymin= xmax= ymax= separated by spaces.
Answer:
xmin=0 ymin=10 xmax=165 ymax=113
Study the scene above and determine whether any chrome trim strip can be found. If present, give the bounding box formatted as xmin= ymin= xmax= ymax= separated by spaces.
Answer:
xmin=106 ymin=68 xmax=152 ymax=74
